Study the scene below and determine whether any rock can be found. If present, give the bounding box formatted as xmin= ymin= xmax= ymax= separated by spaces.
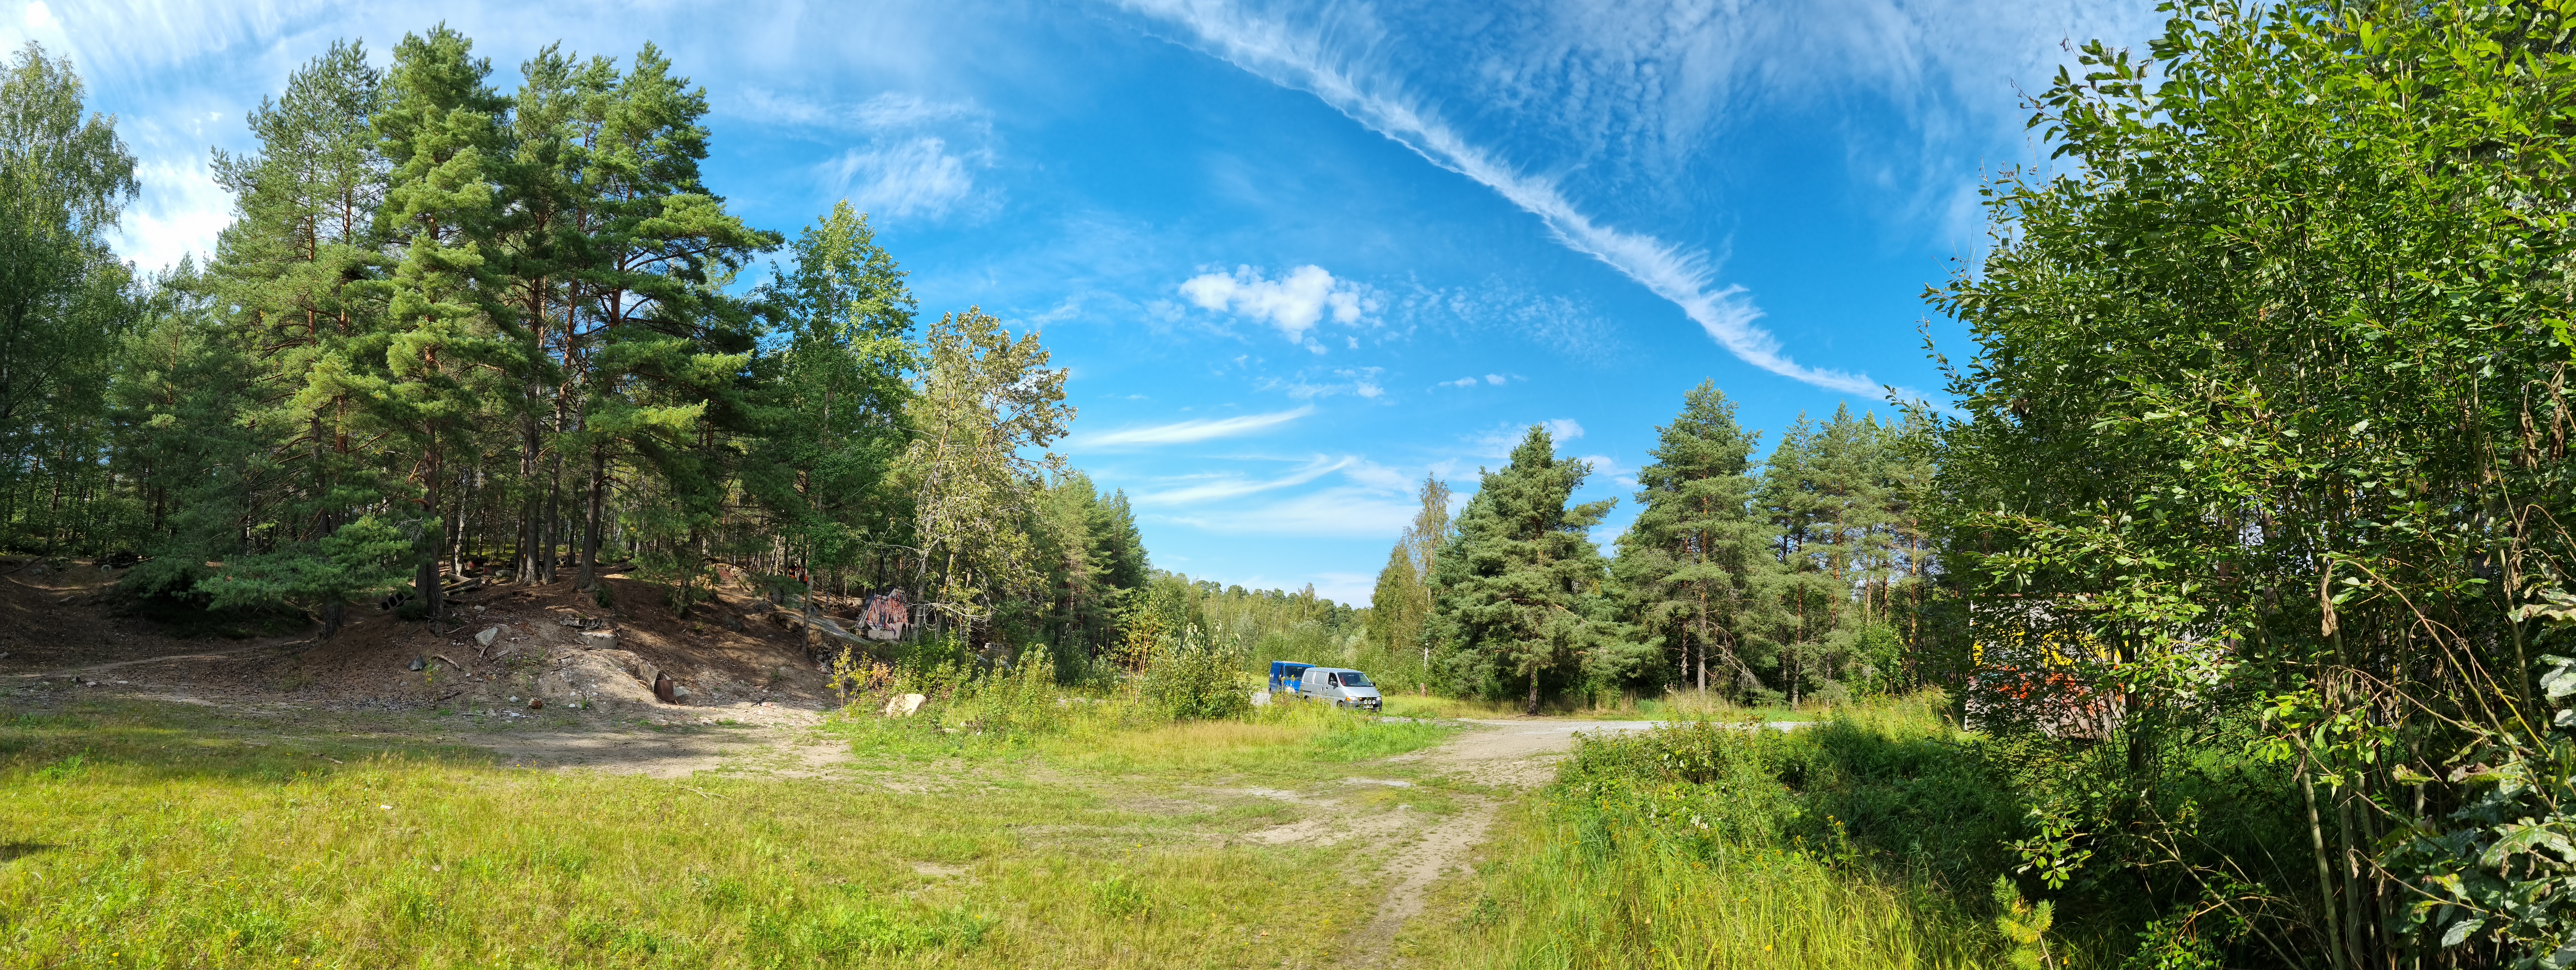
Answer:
xmin=527 ymin=697 xmax=544 ymax=710
xmin=408 ymin=655 xmax=426 ymax=672
xmin=723 ymin=615 xmax=745 ymax=632
xmin=883 ymin=693 xmax=926 ymax=718
xmin=578 ymin=630 xmax=615 ymax=650
xmin=1250 ymin=690 xmax=1271 ymax=707
xmin=475 ymin=627 xmax=500 ymax=648
xmin=670 ymin=685 xmax=691 ymax=700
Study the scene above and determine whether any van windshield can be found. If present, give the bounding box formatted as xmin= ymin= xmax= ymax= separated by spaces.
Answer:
xmin=1338 ymin=672 xmax=1373 ymax=687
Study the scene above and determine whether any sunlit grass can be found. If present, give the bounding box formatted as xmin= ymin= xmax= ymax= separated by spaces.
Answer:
xmin=1378 ymin=690 xmax=1828 ymax=724
xmin=0 ymin=700 xmax=1442 ymax=968
xmin=1404 ymin=693 xmax=2023 ymax=970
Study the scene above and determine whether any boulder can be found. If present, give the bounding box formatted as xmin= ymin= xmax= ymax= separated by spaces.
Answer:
xmin=883 ymin=693 xmax=926 ymax=718
xmin=475 ymin=627 xmax=500 ymax=648
xmin=578 ymin=630 xmax=616 ymax=650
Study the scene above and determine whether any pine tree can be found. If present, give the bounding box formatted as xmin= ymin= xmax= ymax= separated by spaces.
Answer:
xmin=1614 ymin=382 xmax=1778 ymax=697
xmin=1428 ymin=426 xmax=1615 ymax=712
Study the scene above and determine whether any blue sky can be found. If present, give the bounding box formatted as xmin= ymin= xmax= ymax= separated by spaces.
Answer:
xmin=11 ymin=0 xmax=2159 ymax=604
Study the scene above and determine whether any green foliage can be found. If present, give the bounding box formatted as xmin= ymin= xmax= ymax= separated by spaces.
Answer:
xmin=1426 ymin=425 xmax=1618 ymax=712
xmin=1614 ymin=382 xmax=1780 ymax=699
xmin=1366 ymin=475 xmax=1449 ymax=693
xmin=1921 ymin=1 xmax=2576 ymax=964
xmin=0 ymin=42 xmax=138 ymax=554
xmin=1138 ymin=626 xmax=1251 ymax=722
xmin=1993 ymin=876 xmax=2057 ymax=970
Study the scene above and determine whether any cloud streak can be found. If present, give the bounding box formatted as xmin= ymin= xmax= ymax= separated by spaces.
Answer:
xmin=1075 ymin=405 xmax=1313 ymax=447
xmin=1134 ymin=454 xmax=1356 ymax=505
xmin=1114 ymin=0 xmax=1884 ymax=397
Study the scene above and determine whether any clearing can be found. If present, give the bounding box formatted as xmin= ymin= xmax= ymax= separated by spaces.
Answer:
xmin=0 ymin=559 xmax=1669 ymax=967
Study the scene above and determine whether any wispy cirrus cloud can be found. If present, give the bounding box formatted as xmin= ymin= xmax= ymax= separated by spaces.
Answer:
xmin=1159 ymin=486 xmax=1415 ymax=538
xmin=1112 ymin=0 xmax=1885 ymax=397
xmin=1072 ymin=405 xmax=1313 ymax=448
xmin=1134 ymin=454 xmax=1356 ymax=505
xmin=821 ymin=136 xmax=988 ymax=220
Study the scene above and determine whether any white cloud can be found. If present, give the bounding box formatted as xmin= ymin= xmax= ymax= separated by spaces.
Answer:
xmin=23 ymin=1 xmax=58 ymax=31
xmin=1158 ymin=485 xmax=1416 ymax=538
xmin=1262 ymin=366 xmax=1382 ymax=401
xmin=1179 ymin=263 xmax=1374 ymax=344
xmin=112 ymin=158 xmax=229 ymax=273
xmin=1073 ymin=405 xmax=1312 ymax=448
xmin=1117 ymin=0 xmax=1891 ymax=397
xmin=1547 ymin=418 xmax=1584 ymax=441
xmin=1134 ymin=455 xmax=1356 ymax=505
xmin=1483 ymin=373 xmax=1504 ymax=385
xmin=736 ymin=88 xmax=984 ymax=133
xmin=820 ymin=136 xmax=983 ymax=221
xmin=1579 ymin=453 xmax=1637 ymax=488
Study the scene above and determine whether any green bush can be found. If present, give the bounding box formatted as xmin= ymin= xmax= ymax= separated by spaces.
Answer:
xmin=1138 ymin=647 xmax=1249 ymax=721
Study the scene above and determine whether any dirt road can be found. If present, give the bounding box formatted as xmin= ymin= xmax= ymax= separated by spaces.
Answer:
xmin=1318 ymin=718 xmax=1666 ymax=964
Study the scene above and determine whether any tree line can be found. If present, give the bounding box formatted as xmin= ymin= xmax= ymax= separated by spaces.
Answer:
xmin=0 ymin=33 xmax=1156 ymax=661
xmin=1368 ymin=387 xmax=1939 ymax=711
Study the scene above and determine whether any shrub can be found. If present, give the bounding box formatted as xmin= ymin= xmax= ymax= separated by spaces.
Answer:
xmin=1139 ymin=647 xmax=1249 ymax=721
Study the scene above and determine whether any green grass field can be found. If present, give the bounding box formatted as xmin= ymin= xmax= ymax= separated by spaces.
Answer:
xmin=2 ymin=691 xmax=2061 ymax=969
xmin=0 ymin=699 xmax=1456 ymax=968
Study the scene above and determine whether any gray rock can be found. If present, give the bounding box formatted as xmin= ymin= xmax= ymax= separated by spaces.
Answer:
xmin=408 ymin=655 xmax=426 ymax=672
xmin=475 ymin=627 xmax=500 ymax=648
xmin=578 ymin=630 xmax=615 ymax=650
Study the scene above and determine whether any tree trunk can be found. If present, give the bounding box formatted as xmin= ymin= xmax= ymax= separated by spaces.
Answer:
xmin=415 ymin=438 xmax=446 ymax=627
xmin=578 ymin=444 xmax=605 ymax=589
xmin=518 ymin=407 xmax=541 ymax=582
xmin=1526 ymin=666 xmax=1540 ymax=715
xmin=2300 ymin=754 xmax=2350 ymax=970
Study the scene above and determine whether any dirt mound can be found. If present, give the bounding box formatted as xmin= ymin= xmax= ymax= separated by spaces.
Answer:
xmin=0 ymin=559 xmax=834 ymax=717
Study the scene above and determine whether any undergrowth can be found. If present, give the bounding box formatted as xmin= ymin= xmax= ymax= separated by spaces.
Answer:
xmin=1421 ymin=694 xmax=2045 ymax=969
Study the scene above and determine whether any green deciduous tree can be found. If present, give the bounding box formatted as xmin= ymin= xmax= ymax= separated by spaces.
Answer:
xmin=1926 ymin=2 xmax=2576 ymax=963
xmin=897 ymin=308 xmax=1071 ymax=638
xmin=0 ymin=42 xmax=137 ymax=552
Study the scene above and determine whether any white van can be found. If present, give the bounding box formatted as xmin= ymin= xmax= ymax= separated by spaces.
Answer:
xmin=1294 ymin=666 xmax=1382 ymax=712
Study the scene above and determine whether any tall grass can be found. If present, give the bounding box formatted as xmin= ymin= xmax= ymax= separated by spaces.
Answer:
xmin=1419 ymin=694 xmax=2048 ymax=969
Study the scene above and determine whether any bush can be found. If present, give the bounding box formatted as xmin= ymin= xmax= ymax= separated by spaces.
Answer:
xmin=1138 ymin=648 xmax=1249 ymax=721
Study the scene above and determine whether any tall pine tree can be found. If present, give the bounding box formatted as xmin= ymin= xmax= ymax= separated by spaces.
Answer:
xmin=1614 ymin=382 xmax=1778 ymax=697
xmin=1427 ymin=426 xmax=1614 ymax=712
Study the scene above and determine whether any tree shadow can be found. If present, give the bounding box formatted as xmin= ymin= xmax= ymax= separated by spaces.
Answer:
xmin=0 ymin=842 xmax=59 ymax=862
